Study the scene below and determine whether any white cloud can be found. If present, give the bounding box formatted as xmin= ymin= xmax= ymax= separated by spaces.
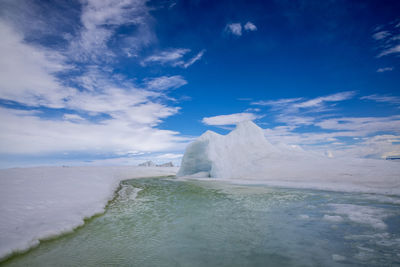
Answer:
xmin=249 ymin=91 xmax=400 ymax=159
xmin=0 ymin=16 xmax=187 ymax=158
xmin=275 ymin=115 xmax=315 ymax=126
xmin=372 ymin=30 xmax=390 ymax=40
xmin=378 ymin=44 xmax=400 ymax=57
xmin=69 ymin=0 xmax=154 ymax=62
xmin=377 ymin=67 xmax=394 ymax=73
xmin=361 ymin=94 xmax=400 ymax=105
xmin=143 ymin=48 xmax=190 ymax=65
xmin=63 ymin=114 xmax=85 ymax=121
xmin=156 ymin=153 xmax=183 ymax=159
xmin=244 ymin=22 xmax=257 ymax=31
xmin=251 ymin=97 xmax=303 ymax=108
xmin=316 ymin=116 xmax=400 ymax=133
xmin=182 ymin=49 xmax=206 ymax=68
xmin=373 ymin=21 xmax=400 ymax=58
xmin=226 ymin=22 xmax=257 ymax=36
xmin=142 ymin=48 xmax=205 ymax=68
xmin=263 ymin=121 xmax=400 ymax=159
xmin=145 ymin=76 xmax=187 ymax=91
xmin=0 ymin=107 xmax=188 ymax=155
xmin=226 ymin=23 xmax=242 ymax=36
xmin=293 ymin=91 xmax=356 ymax=108
xmin=0 ymin=21 xmax=74 ymax=108
xmin=251 ymin=92 xmax=355 ymax=121
xmin=202 ymin=113 xmax=259 ymax=125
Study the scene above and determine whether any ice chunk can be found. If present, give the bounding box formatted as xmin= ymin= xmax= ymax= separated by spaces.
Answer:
xmin=178 ymin=121 xmax=400 ymax=195
xmin=178 ymin=121 xmax=278 ymax=178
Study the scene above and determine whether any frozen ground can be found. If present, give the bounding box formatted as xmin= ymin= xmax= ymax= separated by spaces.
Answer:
xmin=178 ymin=121 xmax=400 ymax=195
xmin=0 ymin=166 xmax=178 ymax=260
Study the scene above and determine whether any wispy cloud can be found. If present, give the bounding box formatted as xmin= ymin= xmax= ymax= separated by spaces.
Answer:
xmin=316 ymin=116 xmax=400 ymax=133
xmin=143 ymin=48 xmax=190 ymax=65
xmin=0 ymin=21 xmax=74 ymax=108
xmin=372 ymin=30 xmax=390 ymax=40
xmin=377 ymin=67 xmax=394 ymax=73
xmin=248 ymin=91 xmax=400 ymax=158
xmin=373 ymin=20 xmax=400 ymax=58
xmin=252 ymin=91 xmax=355 ymax=112
xmin=361 ymin=94 xmax=400 ymax=105
xmin=250 ymin=91 xmax=356 ymax=130
xmin=251 ymin=97 xmax=303 ymax=108
xmin=69 ymin=0 xmax=154 ymax=63
xmin=202 ymin=112 xmax=260 ymax=125
xmin=142 ymin=48 xmax=205 ymax=68
xmin=294 ymin=91 xmax=355 ymax=108
xmin=263 ymin=125 xmax=400 ymax=159
xmin=378 ymin=44 xmax=400 ymax=57
xmin=182 ymin=49 xmax=206 ymax=68
xmin=145 ymin=76 xmax=187 ymax=91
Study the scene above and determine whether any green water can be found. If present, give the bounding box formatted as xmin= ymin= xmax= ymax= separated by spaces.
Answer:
xmin=2 ymin=177 xmax=400 ymax=266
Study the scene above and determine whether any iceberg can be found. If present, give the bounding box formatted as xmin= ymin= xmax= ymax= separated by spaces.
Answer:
xmin=178 ymin=121 xmax=400 ymax=195
xmin=178 ymin=121 xmax=279 ymax=178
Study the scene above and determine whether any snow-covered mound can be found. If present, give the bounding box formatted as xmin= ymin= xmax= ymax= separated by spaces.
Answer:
xmin=158 ymin=162 xmax=174 ymax=167
xmin=178 ymin=121 xmax=400 ymax=195
xmin=138 ymin=160 xmax=156 ymax=167
xmin=0 ymin=166 xmax=178 ymax=261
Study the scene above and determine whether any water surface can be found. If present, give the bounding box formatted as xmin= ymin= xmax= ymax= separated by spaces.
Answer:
xmin=2 ymin=177 xmax=400 ymax=266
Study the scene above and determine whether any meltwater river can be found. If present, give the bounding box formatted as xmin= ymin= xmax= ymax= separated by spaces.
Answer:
xmin=2 ymin=177 xmax=400 ymax=266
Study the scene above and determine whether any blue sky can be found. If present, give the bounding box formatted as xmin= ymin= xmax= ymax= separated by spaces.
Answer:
xmin=0 ymin=0 xmax=399 ymax=167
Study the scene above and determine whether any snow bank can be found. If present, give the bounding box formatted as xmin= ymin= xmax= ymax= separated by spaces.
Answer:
xmin=0 ymin=166 xmax=177 ymax=260
xmin=178 ymin=121 xmax=400 ymax=195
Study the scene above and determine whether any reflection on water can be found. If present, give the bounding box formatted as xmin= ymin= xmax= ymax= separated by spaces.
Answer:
xmin=2 ymin=178 xmax=400 ymax=267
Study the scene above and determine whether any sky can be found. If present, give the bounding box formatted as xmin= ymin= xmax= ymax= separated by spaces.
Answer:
xmin=0 ymin=0 xmax=399 ymax=168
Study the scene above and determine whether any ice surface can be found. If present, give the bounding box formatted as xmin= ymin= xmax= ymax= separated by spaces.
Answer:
xmin=328 ymin=204 xmax=390 ymax=230
xmin=322 ymin=215 xmax=344 ymax=223
xmin=0 ymin=166 xmax=177 ymax=260
xmin=332 ymin=254 xmax=346 ymax=262
xmin=178 ymin=121 xmax=400 ymax=195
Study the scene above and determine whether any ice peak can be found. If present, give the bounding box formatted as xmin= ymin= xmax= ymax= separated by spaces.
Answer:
xmin=234 ymin=120 xmax=263 ymax=132
xmin=229 ymin=120 xmax=266 ymax=141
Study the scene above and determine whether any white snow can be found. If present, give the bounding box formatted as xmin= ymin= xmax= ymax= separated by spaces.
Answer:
xmin=328 ymin=204 xmax=390 ymax=230
xmin=178 ymin=121 xmax=400 ymax=195
xmin=0 ymin=166 xmax=177 ymax=260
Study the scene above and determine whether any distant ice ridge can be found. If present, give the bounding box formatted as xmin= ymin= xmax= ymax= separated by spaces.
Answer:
xmin=177 ymin=121 xmax=400 ymax=195
xmin=0 ymin=166 xmax=178 ymax=261
xmin=138 ymin=161 xmax=174 ymax=167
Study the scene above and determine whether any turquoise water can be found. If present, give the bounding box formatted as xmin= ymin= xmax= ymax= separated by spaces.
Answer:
xmin=2 ymin=177 xmax=400 ymax=266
